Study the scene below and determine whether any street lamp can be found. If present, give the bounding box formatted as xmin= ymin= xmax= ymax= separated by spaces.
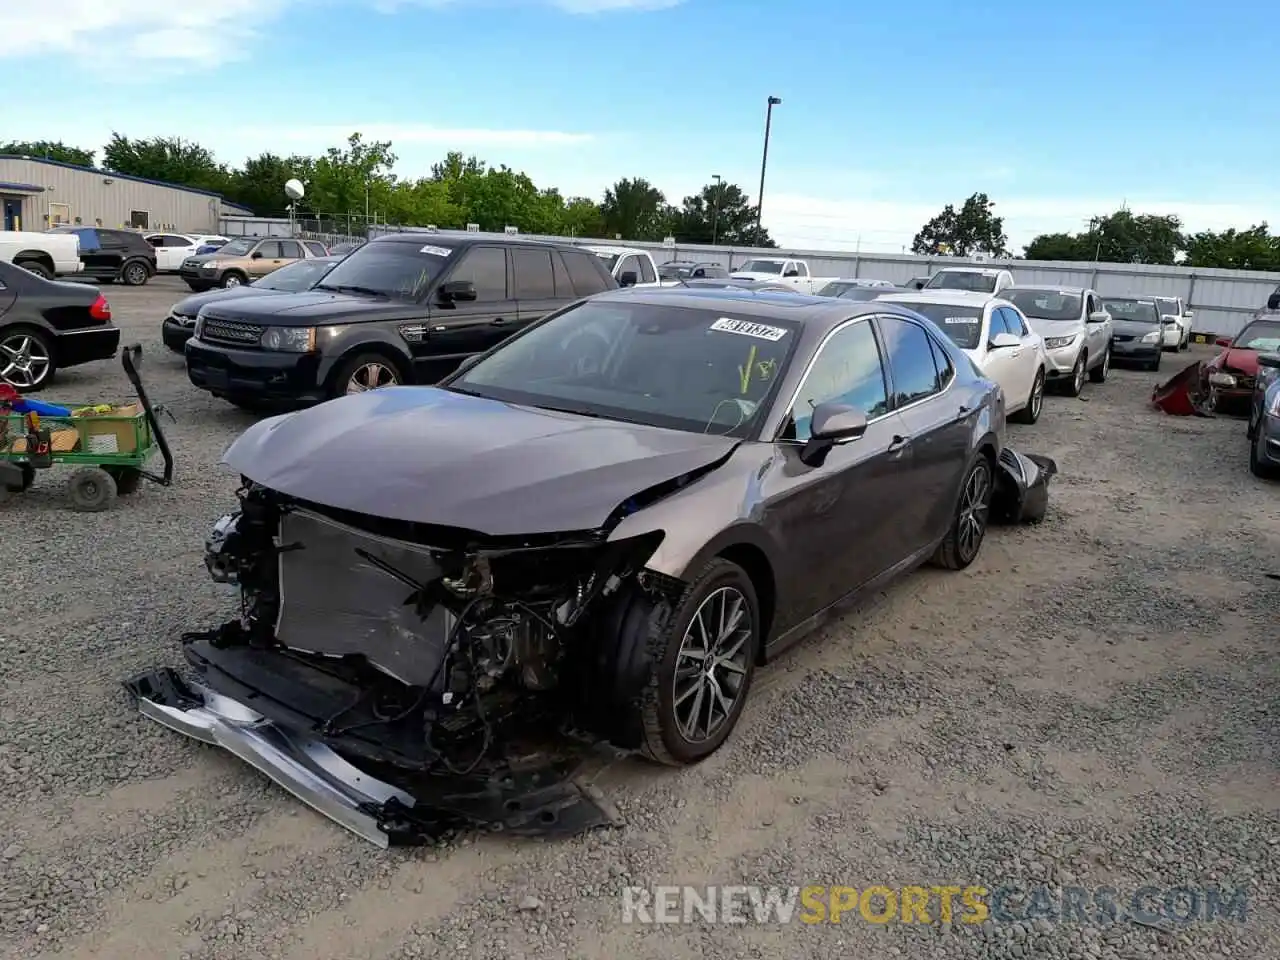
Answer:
xmin=755 ymin=96 xmax=781 ymax=247
xmin=711 ymin=173 xmax=723 ymax=246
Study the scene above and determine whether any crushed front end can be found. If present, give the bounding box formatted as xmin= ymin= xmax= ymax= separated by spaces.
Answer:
xmin=125 ymin=480 xmax=678 ymax=845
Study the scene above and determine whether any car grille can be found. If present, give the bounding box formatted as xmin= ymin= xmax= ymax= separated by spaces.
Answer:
xmin=1112 ymin=334 xmax=1135 ymax=342
xmin=202 ymin=318 xmax=264 ymax=347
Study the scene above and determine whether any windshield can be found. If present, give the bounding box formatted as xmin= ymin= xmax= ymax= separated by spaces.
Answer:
xmin=252 ymin=259 xmax=334 ymax=292
xmin=214 ymin=238 xmax=255 ymax=257
xmin=447 ymin=301 xmax=800 ymax=437
xmin=1101 ymin=298 xmax=1159 ymax=325
xmin=816 ymin=281 xmax=858 ymax=297
xmin=738 ymin=259 xmax=784 ymax=274
xmin=837 ymin=287 xmax=889 ymax=302
xmin=659 ymin=263 xmax=695 ymax=279
xmin=880 ymin=300 xmax=985 ymax=349
xmin=315 ymin=242 xmax=453 ymax=300
xmin=925 ymin=271 xmax=997 ymax=293
xmin=590 ymin=251 xmax=621 ymax=270
xmin=1002 ymin=289 xmax=1082 ymax=322
xmin=1234 ymin=320 xmax=1280 ymax=352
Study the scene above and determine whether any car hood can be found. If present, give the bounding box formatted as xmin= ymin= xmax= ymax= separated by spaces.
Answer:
xmin=729 ymin=272 xmax=780 ymax=281
xmin=201 ymin=289 xmax=400 ymax=326
xmin=171 ymin=286 xmax=285 ymax=316
xmin=1215 ymin=347 xmax=1260 ymax=374
xmin=221 ymin=385 xmax=740 ymax=536
xmin=1111 ymin=319 xmax=1160 ymax=338
xmin=1024 ymin=317 xmax=1082 ymax=338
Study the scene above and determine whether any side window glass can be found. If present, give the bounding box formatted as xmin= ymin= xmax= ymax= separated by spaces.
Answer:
xmin=512 ymin=248 xmax=555 ymax=299
xmin=797 ymin=262 xmax=809 ymax=277
xmin=692 ymin=267 xmax=705 ymax=278
xmin=1086 ymin=294 xmax=1097 ymax=315
xmin=304 ymin=241 xmax=327 ymax=257
xmin=618 ymin=256 xmax=639 ymax=281
xmin=278 ymin=240 xmax=303 ymax=258
xmin=550 ymin=251 xmax=573 ymax=298
xmin=450 ymin=246 xmax=507 ymax=301
xmin=988 ymin=308 xmax=1008 ymax=338
xmin=253 ymin=241 xmax=280 ymax=259
xmin=1002 ymin=307 xmax=1027 ymax=337
xmin=788 ymin=321 xmax=888 ymax=441
xmin=562 ymin=251 xmax=610 ymax=296
xmin=638 ymin=256 xmax=656 ymax=284
xmin=880 ymin=316 xmax=942 ymax=406
xmin=928 ymin=333 xmax=955 ymax=388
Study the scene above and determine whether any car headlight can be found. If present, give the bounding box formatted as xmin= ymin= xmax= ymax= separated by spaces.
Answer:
xmin=192 ymin=315 xmax=205 ymax=339
xmin=1268 ymin=390 xmax=1280 ymax=417
xmin=1044 ymin=335 xmax=1076 ymax=349
xmin=202 ymin=261 xmax=220 ymax=271
xmin=1209 ymin=371 xmax=1237 ymax=387
xmin=1141 ymin=330 xmax=1161 ymax=343
xmin=260 ymin=326 xmax=317 ymax=352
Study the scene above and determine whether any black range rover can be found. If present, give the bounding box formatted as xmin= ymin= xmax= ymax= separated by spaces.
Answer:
xmin=184 ymin=234 xmax=618 ymax=407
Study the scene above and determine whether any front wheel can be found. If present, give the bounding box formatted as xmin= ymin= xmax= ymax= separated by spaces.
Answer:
xmin=331 ymin=352 xmax=405 ymax=399
xmin=220 ymin=272 xmax=246 ymax=289
xmin=1147 ymin=352 xmax=1162 ymax=372
xmin=930 ymin=455 xmax=994 ymax=570
xmin=1011 ymin=368 xmax=1045 ymax=424
xmin=1250 ymin=431 xmax=1279 ymax=479
xmin=1089 ymin=345 xmax=1110 ymax=383
xmin=1063 ymin=352 xmax=1087 ymax=397
xmin=637 ymin=558 xmax=760 ymax=766
xmin=67 ymin=466 xmax=118 ymax=512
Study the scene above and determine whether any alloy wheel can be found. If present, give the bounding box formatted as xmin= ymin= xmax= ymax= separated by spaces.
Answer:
xmin=957 ymin=462 xmax=991 ymax=562
xmin=0 ymin=333 xmax=51 ymax=388
xmin=1102 ymin=349 xmax=1110 ymax=376
xmin=1073 ymin=357 xmax=1085 ymax=393
xmin=1030 ymin=373 xmax=1044 ymax=418
xmin=223 ymin=274 xmax=242 ymax=287
xmin=346 ymin=361 xmax=399 ymax=394
xmin=672 ymin=586 xmax=753 ymax=744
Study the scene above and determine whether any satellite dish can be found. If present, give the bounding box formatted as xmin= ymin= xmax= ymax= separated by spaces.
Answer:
xmin=284 ymin=179 xmax=305 ymax=201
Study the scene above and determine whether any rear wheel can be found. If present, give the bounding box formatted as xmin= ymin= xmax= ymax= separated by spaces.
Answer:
xmin=0 ymin=327 xmax=57 ymax=392
xmin=1011 ymin=368 xmax=1045 ymax=424
xmin=105 ymin=466 xmax=142 ymax=495
xmin=121 ymin=259 xmax=150 ymax=286
xmin=930 ymin=455 xmax=993 ymax=570
xmin=67 ymin=467 xmax=117 ymax=512
xmin=15 ymin=260 xmax=53 ymax=280
xmin=1089 ymin=345 xmax=1110 ymax=383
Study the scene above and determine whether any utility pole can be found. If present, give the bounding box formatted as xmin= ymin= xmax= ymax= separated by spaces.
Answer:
xmin=755 ymin=96 xmax=781 ymax=247
xmin=711 ymin=174 xmax=723 ymax=246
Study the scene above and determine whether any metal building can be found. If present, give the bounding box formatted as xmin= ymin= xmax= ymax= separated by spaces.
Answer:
xmin=0 ymin=155 xmax=229 ymax=234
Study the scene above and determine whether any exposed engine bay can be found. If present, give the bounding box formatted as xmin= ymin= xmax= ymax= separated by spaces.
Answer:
xmin=126 ymin=479 xmax=679 ymax=845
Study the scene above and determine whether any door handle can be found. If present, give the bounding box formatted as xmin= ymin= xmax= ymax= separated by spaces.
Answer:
xmin=887 ymin=434 xmax=910 ymax=454
xmin=491 ymin=317 xmax=508 ymax=325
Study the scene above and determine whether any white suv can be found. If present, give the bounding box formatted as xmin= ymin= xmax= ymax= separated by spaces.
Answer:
xmin=924 ymin=267 xmax=1015 ymax=294
xmin=1001 ymin=286 xmax=1113 ymax=396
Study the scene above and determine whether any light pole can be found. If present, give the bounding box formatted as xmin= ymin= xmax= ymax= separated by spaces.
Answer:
xmin=711 ymin=173 xmax=723 ymax=246
xmin=755 ymin=95 xmax=781 ymax=247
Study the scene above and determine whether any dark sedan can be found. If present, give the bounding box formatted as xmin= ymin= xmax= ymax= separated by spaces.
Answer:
xmin=162 ymin=256 xmax=340 ymax=352
xmin=130 ymin=286 xmax=1008 ymax=845
xmin=1247 ymin=353 xmax=1280 ymax=478
xmin=1101 ymin=296 xmax=1167 ymax=370
xmin=0 ymin=260 xmax=120 ymax=391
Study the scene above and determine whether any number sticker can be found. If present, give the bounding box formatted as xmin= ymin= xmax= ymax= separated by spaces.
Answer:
xmin=419 ymin=245 xmax=451 ymax=257
xmin=943 ymin=317 xmax=980 ymax=324
xmin=710 ymin=317 xmax=789 ymax=341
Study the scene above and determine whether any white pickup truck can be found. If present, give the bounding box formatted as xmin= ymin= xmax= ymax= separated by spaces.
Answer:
xmin=582 ymin=245 xmax=666 ymax=287
xmin=729 ymin=257 xmax=839 ymax=294
xmin=0 ymin=230 xmax=83 ymax=279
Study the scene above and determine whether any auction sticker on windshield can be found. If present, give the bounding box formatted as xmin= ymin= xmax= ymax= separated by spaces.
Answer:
xmin=710 ymin=317 xmax=789 ymax=341
xmin=419 ymin=245 xmax=452 ymax=257
xmin=943 ymin=317 xmax=981 ymax=325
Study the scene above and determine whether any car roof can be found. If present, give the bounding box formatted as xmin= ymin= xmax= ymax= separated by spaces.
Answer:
xmin=369 ymin=233 xmax=579 ymax=252
xmin=878 ymin=290 xmax=1003 ymax=307
xmin=1102 ymin=295 xmax=1155 ymax=303
xmin=592 ymin=285 xmax=901 ymax=333
xmin=934 ymin=266 xmax=1006 ymax=276
xmin=582 ymin=244 xmax=649 ymax=256
xmin=1006 ymin=284 xmax=1088 ymax=295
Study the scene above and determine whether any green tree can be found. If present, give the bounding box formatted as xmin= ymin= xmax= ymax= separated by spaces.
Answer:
xmin=0 ymin=140 xmax=96 ymax=166
xmin=1182 ymin=224 xmax=1280 ymax=271
xmin=101 ymin=133 xmax=229 ymax=193
xmin=1088 ymin=210 xmax=1183 ymax=264
xmin=671 ymin=181 xmax=773 ymax=246
xmin=561 ymin=197 xmax=604 ymax=238
xmin=305 ymin=132 xmax=398 ymax=219
xmin=912 ymin=192 xmax=1008 ymax=257
xmin=601 ymin=178 xmax=668 ymax=240
xmin=1023 ymin=232 xmax=1092 ymax=261
xmin=226 ymin=152 xmax=315 ymax=216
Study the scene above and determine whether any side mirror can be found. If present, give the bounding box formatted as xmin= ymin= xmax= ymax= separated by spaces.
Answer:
xmin=1216 ymin=337 xmax=1232 ymax=348
xmin=618 ymin=271 xmax=638 ymax=287
xmin=783 ymin=269 xmax=800 ymax=277
xmin=988 ymin=332 xmax=1021 ymax=350
xmin=1161 ymin=315 xmax=1178 ymax=326
xmin=1184 ymin=309 xmax=1194 ymax=319
xmin=1268 ymin=294 xmax=1280 ymax=310
xmin=438 ymin=280 xmax=477 ymax=302
xmin=1087 ymin=311 xmax=1109 ymax=324
xmin=799 ymin=403 xmax=867 ymax=466
xmin=250 ymin=251 xmax=263 ymax=259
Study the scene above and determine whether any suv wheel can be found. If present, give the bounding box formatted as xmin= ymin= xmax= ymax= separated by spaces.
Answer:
xmin=332 ymin=353 xmax=404 ymax=398
xmin=220 ymin=272 xmax=246 ymax=288
xmin=1063 ymin=352 xmax=1087 ymax=397
xmin=1089 ymin=345 xmax=1110 ymax=383
xmin=121 ymin=260 xmax=150 ymax=286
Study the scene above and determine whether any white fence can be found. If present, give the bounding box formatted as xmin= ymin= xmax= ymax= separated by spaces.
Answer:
xmin=220 ymin=217 xmax=1280 ymax=338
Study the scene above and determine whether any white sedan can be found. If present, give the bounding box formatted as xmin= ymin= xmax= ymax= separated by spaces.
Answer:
xmin=145 ymin=232 xmax=230 ymax=272
xmin=875 ymin=290 xmax=1049 ymax=424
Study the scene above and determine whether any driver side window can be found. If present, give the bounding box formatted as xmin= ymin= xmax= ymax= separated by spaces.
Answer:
xmin=988 ymin=308 xmax=1009 ymax=338
xmin=787 ymin=320 xmax=888 ymax=441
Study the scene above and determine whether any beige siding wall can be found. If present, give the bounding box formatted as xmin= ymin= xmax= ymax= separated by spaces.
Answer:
xmin=0 ymin=159 xmax=220 ymax=234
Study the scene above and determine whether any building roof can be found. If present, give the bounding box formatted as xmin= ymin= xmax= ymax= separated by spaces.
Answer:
xmin=0 ymin=155 xmax=224 ymax=199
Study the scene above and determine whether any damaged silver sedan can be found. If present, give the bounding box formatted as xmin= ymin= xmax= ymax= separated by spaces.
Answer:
xmin=128 ymin=288 xmax=1054 ymax=845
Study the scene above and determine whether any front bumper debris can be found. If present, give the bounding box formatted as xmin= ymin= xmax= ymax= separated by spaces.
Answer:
xmin=991 ymin=448 xmax=1057 ymax=525
xmin=1151 ymin=360 xmax=1214 ymax=416
xmin=123 ymin=667 xmax=622 ymax=848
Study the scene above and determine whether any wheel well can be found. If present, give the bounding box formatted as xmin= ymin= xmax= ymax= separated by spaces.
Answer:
xmin=717 ymin=542 xmax=776 ymax=661
xmin=326 ymin=342 xmax=412 ymax=391
xmin=14 ymin=251 xmax=54 ymax=270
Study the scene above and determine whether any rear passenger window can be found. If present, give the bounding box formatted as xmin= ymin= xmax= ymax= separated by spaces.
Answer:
xmin=279 ymin=240 xmax=303 ymax=259
xmin=304 ymin=241 xmax=328 ymax=257
xmin=562 ymin=251 xmax=611 ymax=296
xmin=638 ymin=257 xmax=656 ymax=284
xmin=879 ymin=316 xmax=942 ymax=406
xmin=928 ymin=334 xmax=954 ymax=388
xmin=254 ymin=241 xmax=282 ymax=259
xmin=512 ymin=248 xmax=556 ymax=299
xmin=551 ymin=252 xmax=573 ymax=298
xmin=449 ymin=246 xmax=508 ymax=301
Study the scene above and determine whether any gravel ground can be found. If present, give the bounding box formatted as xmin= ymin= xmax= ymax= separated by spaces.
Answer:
xmin=1 ymin=276 xmax=1276 ymax=960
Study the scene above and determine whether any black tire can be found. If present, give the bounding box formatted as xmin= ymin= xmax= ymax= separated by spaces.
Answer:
xmin=1089 ymin=345 xmax=1110 ymax=383
xmin=1147 ymin=352 xmax=1162 ymax=372
xmin=1250 ymin=431 xmax=1279 ymax=479
xmin=329 ymin=352 xmax=406 ymax=399
xmin=105 ymin=466 xmax=142 ymax=495
xmin=225 ymin=395 xmax=276 ymax=414
xmin=1011 ymin=368 xmax=1045 ymax=424
xmin=121 ymin=259 xmax=150 ymax=286
xmin=185 ymin=282 xmax=210 ymax=292
xmin=15 ymin=260 xmax=53 ymax=280
xmin=0 ymin=326 xmax=58 ymax=392
xmin=930 ymin=454 xmax=994 ymax=570
xmin=67 ymin=466 xmax=117 ymax=512
xmin=219 ymin=271 xmax=247 ymax=289
xmin=636 ymin=558 xmax=760 ymax=766
xmin=1062 ymin=352 xmax=1087 ymax=397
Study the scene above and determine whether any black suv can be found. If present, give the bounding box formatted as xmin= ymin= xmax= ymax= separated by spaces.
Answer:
xmin=47 ymin=227 xmax=157 ymax=286
xmin=185 ymin=234 xmax=618 ymax=407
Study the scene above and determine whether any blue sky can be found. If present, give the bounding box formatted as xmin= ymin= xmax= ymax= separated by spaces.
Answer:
xmin=4 ymin=0 xmax=1277 ymax=252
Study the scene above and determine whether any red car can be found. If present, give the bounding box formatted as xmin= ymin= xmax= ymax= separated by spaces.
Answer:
xmin=1204 ymin=314 xmax=1280 ymax=415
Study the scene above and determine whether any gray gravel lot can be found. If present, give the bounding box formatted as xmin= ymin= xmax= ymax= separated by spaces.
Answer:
xmin=1 ymin=276 xmax=1276 ymax=960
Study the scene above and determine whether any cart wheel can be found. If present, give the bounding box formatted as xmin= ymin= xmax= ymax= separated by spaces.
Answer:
xmin=105 ymin=467 xmax=142 ymax=496
xmin=67 ymin=467 xmax=118 ymax=512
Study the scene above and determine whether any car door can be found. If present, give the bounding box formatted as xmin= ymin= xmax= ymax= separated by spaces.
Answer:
xmin=876 ymin=314 xmax=971 ymax=553
xmin=770 ymin=317 xmax=911 ymax=616
xmin=247 ymin=240 xmax=285 ymax=278
xmin=511 ymin=246 xmax=562 ymax=347
xmin=1083 ymin=292 xmax=1108 ymax=363
xmin=94 ymin=230 xmax=131 ymax=277
xmin=996 ymin=306 xmax=1036 ymax=403
xmin=615 ymin=254 xmax=643 ymax=286
xmin=416 ymin=244 xmax=517 ymax=381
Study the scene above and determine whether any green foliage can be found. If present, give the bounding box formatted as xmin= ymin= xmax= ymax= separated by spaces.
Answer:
xmin=671 ymin=181 xmax=774 ymax=247
xmin=0 ymin=140 xmax=96 ymax=166
xmin=1183 ymin=224 xmax=1280 ymax=271
xmin=912 ymin=192 xmax=1008 ymax=258
xmin=102 ymin=133 xmax=230 ymax=194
